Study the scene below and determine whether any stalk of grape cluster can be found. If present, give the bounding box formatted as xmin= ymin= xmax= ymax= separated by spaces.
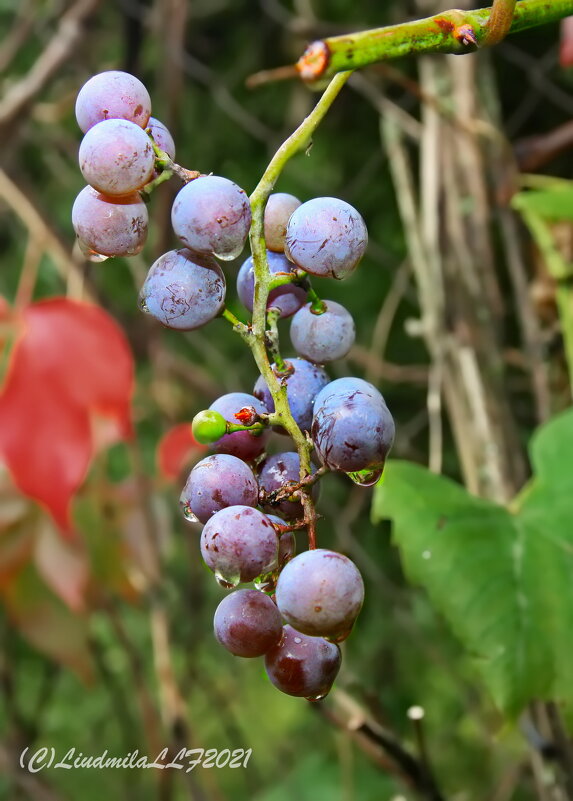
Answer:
xmin=245 ymin=69 xmax=352 ymax=548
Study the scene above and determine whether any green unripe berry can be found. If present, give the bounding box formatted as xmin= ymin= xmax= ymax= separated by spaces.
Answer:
xmin=192 ymin=410 xmax=227 ymax=444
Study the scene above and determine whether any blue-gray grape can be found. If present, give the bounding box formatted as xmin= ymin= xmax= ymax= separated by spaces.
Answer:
xmin=264 ymin=624 xmax=341 ymax=699
xmin=253 ymin=358 xmax=329 ymax=434
xmin=259 ymin=452 xmax=318 ymax=521
xmin=284 ymin=197 xmax=368 ymax=279
xmin=290 ymin=300 xmax=355 ymax=363
xmin=140 ymin=249 xmax=225 ymax=330
xmin=180 ymin=454 xmax=258 ymax=524
xmin=275 ymin=549 xmax=364 ymax=641
xmin=200 ymin=506 xmax=278 ymax=586
xmin=146 ymin=116 xmax=175 ymax=160
xmin=171 ymin=175 xmax=251 ymax=261
xmin=312 ymin=377 xmax=395 ymax=479
xmin=214 ymin=589 xmax=282 ymax=657
xmin=209 ymin=392 xmax=270 ymax=461
xmin=237 ymin=250 xmax=306 ymax=319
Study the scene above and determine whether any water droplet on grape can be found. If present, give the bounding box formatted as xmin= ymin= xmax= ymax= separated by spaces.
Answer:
xmin=179 ymin=499 xmax=199 ymax=523
xmin=346 ymin=467 xmax=383 ymax=487
xmin=77 ymin=237 xmax=109 ymax=262
xmin=305 ymin=692 xmax=327 ymax=702
xmin=215 ymin=572 xmax=239 ymax=590
xmin=254 ymin=571 xmax=277 ymax=594
xmin=293 ymin=637 xmax=302 ymax=644
xmin=213 ymin=241 xmax=246 ymax=262
xmin=139 ymin=296 xmax=149 ymax=313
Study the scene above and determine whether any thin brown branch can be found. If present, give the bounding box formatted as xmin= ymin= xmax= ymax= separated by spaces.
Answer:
xmin=483 ymin=0 xmax=518 ymax=45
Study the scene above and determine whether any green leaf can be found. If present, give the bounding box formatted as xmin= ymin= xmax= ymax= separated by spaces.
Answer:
xmin=512 ymin=187 xmax=573 ymax=221
xmin=372 ymin=407 xmax=573 ymax=719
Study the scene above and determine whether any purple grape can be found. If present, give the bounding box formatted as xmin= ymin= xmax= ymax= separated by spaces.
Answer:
xmin=284 ymin=197 xmax=368 ymax=279
xmin=200 ymin=506 xmax=278 ymax=586
xmin=79 ymin=118 xmax=155 ymax=196
xmin=75 ymin=71 xmax=151 ymax=133
xmin=72 ymin=186 xmax=147 ymax=257
xmin=253 ymin=358 xmax=329 ymax=434
xmin=311 ymin=378 xmax=395 ymax=483
xmin=264 ymin=625 xmax=341 ymax=699
xmin=209 ymin=392 xmax=270 ymax=461
xmin=171 ymin=176 xmax=252 ymax=261
xmin=140 ymin=249 xmax=225 ymax=330
xmin=290 ymin=301 xmax=355 ymax=363
xmin=180 ymin=454 xmax=258 ymax=524
xmin=264 ymin=192 xmax=302 ymax=252
xmin=266 ymin=515 xmax=296 ymax=567
xmin=147 ymin=117 xmax=176 ymax=160
xmin=259 ymin=452 xmax=318 ymax=521
xmin=276 ymin=549 xmax=364 ymax=641
xmin=236 ymin=251 xmax=306 ymax=319
xmin=214 ymin=589 xmax=282 ymax=657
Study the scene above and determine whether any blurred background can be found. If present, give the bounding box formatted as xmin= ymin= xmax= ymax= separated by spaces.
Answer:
xmin=1 ymin=1 xmax=573 ymax=799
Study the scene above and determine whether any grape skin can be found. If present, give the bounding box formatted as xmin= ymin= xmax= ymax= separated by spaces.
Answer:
xmin=264 ymin=193 xmax=301 ymax=252
xmin=209 ymin=392 xmax=270 ymax=461
xmin=264 ymin=625 xmax=341 ymax=699
xmin=266 ymin=514 xmax=296 ymax=566
xmin=275 ymin=549 xmax=364 ymax=640
xmin=146 ymin=117 xmax=176 ymax=160
xmin=312 ymin=377 xmax=395 ymax=473
xmin=237 ymin=250 xmax=306 ymax=319
xmin=171 ymin=175 xmax=252 ymax=261
xmin=140 ymin=249 xmax=225 ymax=330
xmin=214 ymin=589 xmax=282 ymax=657
xmin=259 ymin=452 xmax=318 ymax=521
xmin=290 ymin=301 xmax=355 ymax=363
xmin=72 ymin=186 xmax=148 ymax=257
xmin=181 ymin=454 xmax=258 ymax=524
xmin=254 ymin=358 xmax=329 ymax=434
xmin=75 ymin=70 xmax=151 ymax=133
xmin=284 ymin=197 xmax=368 ymax=279
xmin=79 ymin=118 xmax=155 ymax=196
xmin=200 ymin=506 xmax=278 ymax=585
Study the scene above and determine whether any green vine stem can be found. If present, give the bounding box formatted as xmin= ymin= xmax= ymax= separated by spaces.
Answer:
xmin=265 ymin=308 xmax=287 ymax=373
xmin=246 ymin=69 xmax=352 ymax=547
xmin=296 ymin=0 xmax=573 ymax=81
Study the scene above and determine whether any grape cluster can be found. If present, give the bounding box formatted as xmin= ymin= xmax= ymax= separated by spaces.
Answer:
xmin=72 ymin=72 xmax=396 ymax=700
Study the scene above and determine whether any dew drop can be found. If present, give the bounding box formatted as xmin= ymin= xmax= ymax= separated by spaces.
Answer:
xmin=77 ymin=238 xmax=109 ymax=262
xmin=215 ymin=573 xmax=238 ymax=589
xmin=139 ymin=296 xmax=150 ymax=314
xmin=213 ymin=241 xmax=246 ymax=262
xmin=293 ymin=637 xmax=302 ymax=644
xmin=346 ymin=467 xmax=383 ymax=487
xmin=305 ymin=692 xmax=327 ymax=702
xmin=179 ymin=501 xmax=199 ymax=524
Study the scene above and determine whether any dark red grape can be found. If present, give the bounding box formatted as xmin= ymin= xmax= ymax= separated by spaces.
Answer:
xmin=214 ymin=589 xmax=282 ymax=657
xmin=275 ymin=549 xmax=364 ymax=641
xmin=264 ymin=625 xmax=341 ymax=699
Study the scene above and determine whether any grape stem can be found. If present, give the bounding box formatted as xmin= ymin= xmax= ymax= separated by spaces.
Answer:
xmin=265 ymin=308 xmax=287 ymax=373
xmin=307 ymin=287 xmax=327 ymax=314
xmin=247 ymin=69 xmax=352 ymax=550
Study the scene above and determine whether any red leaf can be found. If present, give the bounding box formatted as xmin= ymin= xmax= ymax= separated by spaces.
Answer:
xmin=560 ymin=16 xmax=573 ymax=67
xmin=0 ymin=298 xmax=134 ymax=534
xmin=157 ymin=423 xmax=206 ymax=480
